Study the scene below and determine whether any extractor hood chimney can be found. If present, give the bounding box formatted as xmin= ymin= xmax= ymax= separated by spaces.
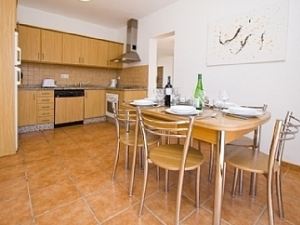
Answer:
xmin=111 ymin=18 xmax=141 ymax=63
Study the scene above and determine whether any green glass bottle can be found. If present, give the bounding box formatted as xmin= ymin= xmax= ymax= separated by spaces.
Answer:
xmin=194 ymin=74 xmax=204 ymax=111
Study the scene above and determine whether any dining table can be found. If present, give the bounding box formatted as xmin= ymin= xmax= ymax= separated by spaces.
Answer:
xmin=128 ymin=105 xmax=271 ymax=225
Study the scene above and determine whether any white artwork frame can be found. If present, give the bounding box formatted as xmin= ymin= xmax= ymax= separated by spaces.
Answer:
xmin=206 ymin=0 xmax=289 ymax=66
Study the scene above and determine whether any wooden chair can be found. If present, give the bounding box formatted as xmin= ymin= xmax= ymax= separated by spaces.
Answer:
xmin=224 ymin=112 xmax=300 ymax=225
xmin=137 ymin=107 xmax=205 ymax=225
xmin=111 ymin=103 xmax=158 ymax=180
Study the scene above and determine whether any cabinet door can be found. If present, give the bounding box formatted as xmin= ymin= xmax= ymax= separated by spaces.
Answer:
xmin=81 ymin=37 xmax=97 ymax=66
xmin=18 ymin=90 xmax=37 ymax=126
xmin=84 ymin=90 xmax=105 ymax=118
xmin=41 ymin=30 xmax=62 ymax=63
xmin=107 ymin=42 xmax=123 ymax=69
xmin=96 ymin=40 xmax=108 ymax=67
xmin=19 ymin=25 xmax=41 ymax=61
xmin=62 ymin=33 xmax=82 ymax=65
xmin=55 ymin=97 xmax=84 ymax=124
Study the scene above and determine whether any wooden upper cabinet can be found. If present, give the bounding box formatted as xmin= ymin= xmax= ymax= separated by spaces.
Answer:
xmin=41 ymin=30 xmax=62 ymax=63
xmin=96 ymin=40 xmax=109 ymax=67
xmin=62 ymin=33 xmax=82 ymax=65
xmin=107 ymin=42 xmax=123 ymax=69
xmin=19 ymin=25 xmax=41 ymax=61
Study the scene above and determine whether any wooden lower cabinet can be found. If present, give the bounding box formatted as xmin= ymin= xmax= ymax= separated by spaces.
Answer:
xmin=36 ymin=91 xmax=54 ymax=124
xmin=84 ymin=90 xmax=105 ymax=119
xmin=18 ymin=90 xmax=37 ymax=126
xmin=55 ymin=97 xmax=84 ymax=124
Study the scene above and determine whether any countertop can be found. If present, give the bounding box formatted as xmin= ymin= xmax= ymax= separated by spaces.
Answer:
xmin=18 ymin=85 xmax=147 ymax=91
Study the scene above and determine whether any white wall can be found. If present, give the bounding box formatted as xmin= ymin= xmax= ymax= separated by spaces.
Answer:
xmin=137 ymin=0 xmax=300 ymax=165
xmin=17 ymin=5 xmax=124 ymax=42
xmin=157 ymin=56 xmax=174 ymax=85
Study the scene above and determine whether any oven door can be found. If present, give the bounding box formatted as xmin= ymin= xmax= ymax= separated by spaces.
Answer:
xmin=106 ymin=93 xmax=118 ymax=117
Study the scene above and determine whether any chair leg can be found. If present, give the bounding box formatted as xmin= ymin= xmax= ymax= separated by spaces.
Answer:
xmin=125 ymin=145 xmax=129 ymax=169
xmin=276 ymin=170 xmax=285 ymax=218
xmin=139 ymin=160 xmax=149 ymax=216
xmin=165 ymin=169 xmax=169 ymax=192
xmin=208 ymin=144 xmax=214 ymax=182
xmin=156 ymin=166 xmax=160 ymax=181
xmin=175 ymin=169 xmax=185 ymax=225
xmin=112 ymin=140 xmax=120 ymax=179
xmin=222 ymin=162 xmax=226 ymax=195
xmin=139 ymin=147 xmax=143 ymax=169
xmin=195 ymin=167 xmax=201 ymax=208
xmin=232 ymin=168 xmax=239 ymax=196
xmin=239 ymin=170 xmax=244 ymax=195
xmin=267 ymin=174 xmax=275 ymax=225
xmin=249 ymin=172 xmax=257 ymax=197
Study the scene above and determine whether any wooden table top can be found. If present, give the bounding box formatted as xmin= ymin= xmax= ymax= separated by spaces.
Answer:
xmin=141 ymin=107 xmax=271 ymax=144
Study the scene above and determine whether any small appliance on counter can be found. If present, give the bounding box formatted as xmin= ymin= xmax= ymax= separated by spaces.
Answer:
xmin=109 ymin=79 xmax=117 ymax=88
xmin=42 ymin=79 xmax=56 ymax=88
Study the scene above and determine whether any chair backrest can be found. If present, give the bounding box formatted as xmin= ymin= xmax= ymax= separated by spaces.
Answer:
xmin=268 ymin=111 xmax=300 ymax=172
xmin=137 ymin=107 xmax=196 ymax=167
xmin=113 ymin=102 xmax=137 ymax=137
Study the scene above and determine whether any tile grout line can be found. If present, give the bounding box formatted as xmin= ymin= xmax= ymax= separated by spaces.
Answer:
xmin=24 ymin=170 xmax=36 ymax=224
xmin=144 ymin=205 xmax=167 ymax=225
xmin=252 ymin=204 xmax=267 ymax=225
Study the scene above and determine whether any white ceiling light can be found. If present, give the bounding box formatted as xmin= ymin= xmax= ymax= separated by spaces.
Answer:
xmin=79 ymin=0 xmax=91 ymax=2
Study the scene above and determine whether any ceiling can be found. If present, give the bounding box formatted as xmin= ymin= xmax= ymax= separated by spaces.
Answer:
xmin=19 ymin=0 xmax=179 ymax=29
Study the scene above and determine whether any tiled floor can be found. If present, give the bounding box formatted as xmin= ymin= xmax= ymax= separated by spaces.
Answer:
xmin=0 ymin=122 xmax=300 ymax=225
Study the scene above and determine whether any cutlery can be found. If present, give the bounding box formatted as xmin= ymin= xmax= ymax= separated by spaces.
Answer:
xmin=224 ymin=113 xmax=249 ymax=120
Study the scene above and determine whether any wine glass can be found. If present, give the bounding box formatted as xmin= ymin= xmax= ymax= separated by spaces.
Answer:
xmin=156 ymin=88 xmax=165 ymax=105
xmin=172 ymin=87 xmax=180 ymax=105
xmin=218 ymin=90 xmax=229 ymax=108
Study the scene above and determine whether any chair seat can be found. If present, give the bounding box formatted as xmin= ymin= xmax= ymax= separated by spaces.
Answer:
xmin=149 ymin=144 xmax=204 ymax=171
xmin=120 ymin=132 xmax=158 ymax=147
xmin=225 ymin=146 xmax=276 ymax=174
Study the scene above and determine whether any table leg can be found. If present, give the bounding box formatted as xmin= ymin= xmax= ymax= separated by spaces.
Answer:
xmin=250 ymin=126 xmax=261 ymax=196
xmin=129 ymin=111 xmax=139 ymax=197
xmin=213 ymin=130 xmax=225 ymax=225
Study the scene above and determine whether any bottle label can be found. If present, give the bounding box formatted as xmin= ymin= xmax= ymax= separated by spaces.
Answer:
xmin=165 ymin=88 xmax=172 ymax=95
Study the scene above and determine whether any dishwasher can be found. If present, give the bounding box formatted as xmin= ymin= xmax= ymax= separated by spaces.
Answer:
xmin=54 ymin=89 xmax=84 ymax=127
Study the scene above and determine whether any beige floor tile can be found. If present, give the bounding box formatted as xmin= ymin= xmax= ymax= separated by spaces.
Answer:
xmin=103 ymin=204 xmax=163 ymax=225
xmin=35 ymin=199 xmax=98 ymax=225
xmin=31 ymin=179 xmax=81 ymax=216
xmin=0 ymin=194 xmax=33 ymax=225
xmin=85 ymin=183 xmax=137 ymax=222
xmin=182 ymin=208 xmax=229 ymax=225
xmin=0 ymin=176 xmax=28 ymax=202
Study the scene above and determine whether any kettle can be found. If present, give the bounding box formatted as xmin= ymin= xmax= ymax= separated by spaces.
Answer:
xmin=110 ymin=79 xmax=117 ymax=88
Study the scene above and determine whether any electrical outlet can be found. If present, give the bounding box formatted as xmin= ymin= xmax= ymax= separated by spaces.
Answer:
xmin=60 ymin=74 xmax=69 ymax=79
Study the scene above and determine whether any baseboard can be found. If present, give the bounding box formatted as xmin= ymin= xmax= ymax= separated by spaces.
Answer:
xmin=282 ymin=161 xmax=300 ymax=172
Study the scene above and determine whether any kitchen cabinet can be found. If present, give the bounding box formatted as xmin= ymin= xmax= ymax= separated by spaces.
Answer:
xmin=106 ymin=90 xmax=147 ymax=103
xmin=0 ymin=0 xmax=17 ymax=155
xmin=18 ymin=90 xmax=37 ymax=126
xmin=62 ymin=33 xmax=84 ymax=65
xmin=107 ymin=42 xmax=123 ymax=69
xmin=55 ymin=96 xmax=84 ymax=125
xmin=41 ymin=29 xmax=62 ymax=63
xmin=84 ymin=90 xmax=105 ymax=119
xmin=36 ymin=91 xmax=54 ymax=124
xmin=19 ymin=25 xmax=40 ymax=61
xmin=19 ymin=25 xmax=63 ymax=63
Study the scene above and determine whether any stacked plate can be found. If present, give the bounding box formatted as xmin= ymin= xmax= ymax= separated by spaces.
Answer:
xmin=131 ymin=99 xmax=155 ymax=106
xmin=166 ymin=105 xmax=199 ymax=115
xmin=223 ymin=106 xmax=264 ymax=117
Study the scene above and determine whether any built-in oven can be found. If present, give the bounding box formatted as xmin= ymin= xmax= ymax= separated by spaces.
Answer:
xmin=106 ymin=93 xmax=118 ymax=117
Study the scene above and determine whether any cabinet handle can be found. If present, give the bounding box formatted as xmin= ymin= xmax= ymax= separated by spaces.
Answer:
xmin=41 ymin=106 xmax=50 ymax=109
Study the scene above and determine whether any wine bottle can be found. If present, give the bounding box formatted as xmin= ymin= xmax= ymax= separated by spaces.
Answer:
xmin=164 ymin=76 xmax=172 ymax=107
xmin=194 ymin=74 xmax=204 ymax=111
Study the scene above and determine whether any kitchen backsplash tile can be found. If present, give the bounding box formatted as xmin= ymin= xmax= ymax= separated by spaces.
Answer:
xmin=118 ymin=65 xmax=148 ymax=88
xmin=21 ymin=63 xmax=119 ymax=87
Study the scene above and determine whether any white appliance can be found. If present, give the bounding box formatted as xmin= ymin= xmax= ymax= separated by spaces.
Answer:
xmin=106 ymin=93 xmax=118 ymax=117
xmin=42 ymin=79 xmax=56 ymax=87
xmin=14 ymin=31 xmax=21 ymax=150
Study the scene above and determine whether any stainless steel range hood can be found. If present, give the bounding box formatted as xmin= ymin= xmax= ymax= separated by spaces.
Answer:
xmin=111 ymin=19 xmax=141 ymax=63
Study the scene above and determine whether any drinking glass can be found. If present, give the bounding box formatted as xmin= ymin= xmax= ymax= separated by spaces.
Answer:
xmin=156 ymin=88 xmax=165 ymax=105
xmin=218 ymin=90 xmax=229 ymax=108
xmin=172 ymin=87 xmax=180 ymax=105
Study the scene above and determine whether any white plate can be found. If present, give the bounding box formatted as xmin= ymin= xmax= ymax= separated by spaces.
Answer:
xmin=130 ymin=99 xmax=155 ymax=106
xmin=214 ymin=101 xmax=238 ymax=109
xmin=170 ymin=105 xmax=196 ymax=114
xmin=166 ymin=108 xmax=200 ymax=116
xmin=222 ymin=107 xmax=264 ymax=117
